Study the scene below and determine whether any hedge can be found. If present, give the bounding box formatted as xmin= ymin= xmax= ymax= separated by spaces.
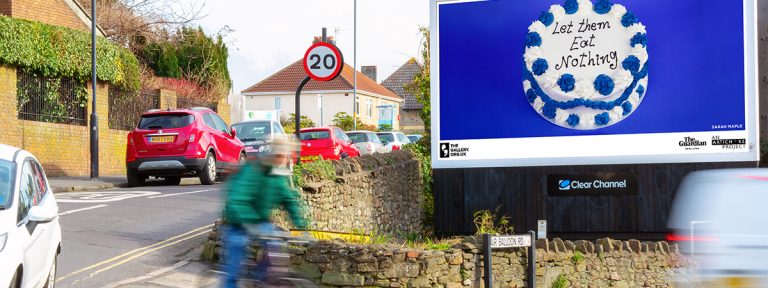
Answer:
xmin=0 ymin=15 xmax=141 ymax=92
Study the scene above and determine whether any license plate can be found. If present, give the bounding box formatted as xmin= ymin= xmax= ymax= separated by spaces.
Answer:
xmin=149 ymin=136 xmax=175 ymax=143
xmin=300 ymin=155 xmax=320 ymax=161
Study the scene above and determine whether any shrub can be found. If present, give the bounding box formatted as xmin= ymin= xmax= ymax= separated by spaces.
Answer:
xmin=552 ymin=274 xmax=569 ymax=288
xmin=404 ymin=142 xmax=434 ymax=228
xmin=571 ymin=251 xmax=585 ymax=264
xmin=473 ymin=206 xmax=513 ymax=235
xmin=0 ymin=15 xmax=141 ymax=92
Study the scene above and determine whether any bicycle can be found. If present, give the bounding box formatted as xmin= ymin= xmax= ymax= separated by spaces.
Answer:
xmin=196 ymin=232 xmax=318 ymax=288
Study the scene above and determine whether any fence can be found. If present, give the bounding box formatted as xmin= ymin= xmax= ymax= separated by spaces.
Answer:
xmin=16 ymin=70 xmax=87 ymax=126
xmin=176 ymin=96 xmax=216 ymax=112
xmin=108 ymin=88 xmax=159 ymax=130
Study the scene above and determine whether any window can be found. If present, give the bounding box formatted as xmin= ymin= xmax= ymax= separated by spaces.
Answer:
xmin=397 ymin=133 xmax=410 ymax=143
xmin=17 ymin=160 xmax=38 ymax=224
xmin=347 ymin=133 xmax=367 ymax=143
xmin=272 ymin=122 xmax=283 ymax=136
xmin=0 ymin=160 xmax=15 ymax=209
xmin=202 ymin=113 xmax=217 ymax=130
xmin=335 ymin=128 xmax=350 ymax=142
xmin=371 ymin=134 xmax=382 ymax=145
xmin=211 ymin=114 xmax=230 ymax=133
xmin=366 ymin=99 xmax=373 ymax=118
xmin=355 ymin=100 xmax=360 ymax=115
xmin=274 ymin=97 xmax=281 ymax=110
xmin=377 ymin=133 xmax=395 ymax=143
xmin=138 ymin=114 xmax=194 ymax=129
xmin=300 ymin=130 xmax=330 ymax=140
xmin=232 ymin=121 xmax=270 ymax=141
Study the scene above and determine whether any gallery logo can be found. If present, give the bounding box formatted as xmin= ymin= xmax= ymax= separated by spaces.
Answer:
xmin=440 ymin=143 xmax=450 ymax=158
xmin=558 ymin=180 xmax=571 ymax=191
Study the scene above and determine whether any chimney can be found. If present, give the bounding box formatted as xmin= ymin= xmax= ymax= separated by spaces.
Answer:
xmin=362 ymin=66 xmax=377 ymax=82
xmin=313 ymin=36 xmax=336 ymax=45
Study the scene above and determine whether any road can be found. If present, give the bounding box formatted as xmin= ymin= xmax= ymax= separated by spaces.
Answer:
xmin=54 ymin=182 xmax=224 ymax=288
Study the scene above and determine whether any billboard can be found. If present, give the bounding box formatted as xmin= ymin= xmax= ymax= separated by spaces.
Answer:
xmin=431 ymin=0 xmax=759 ymax=168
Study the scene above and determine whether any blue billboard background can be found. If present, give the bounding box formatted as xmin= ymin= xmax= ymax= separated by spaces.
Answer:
xmin=438 ymin=0 xmax=746 ymax=140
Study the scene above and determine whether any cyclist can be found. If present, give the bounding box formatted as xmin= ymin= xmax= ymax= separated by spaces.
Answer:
xmin=220 ymin=137 xmax=307 ymax=288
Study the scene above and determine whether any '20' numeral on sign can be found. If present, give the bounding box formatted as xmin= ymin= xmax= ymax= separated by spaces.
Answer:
xmin=309 ymin=54 xmax=336 ymax=70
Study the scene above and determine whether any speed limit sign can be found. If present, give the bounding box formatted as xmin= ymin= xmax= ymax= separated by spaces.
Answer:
xmin=302 ymin=42 xmax=344 ymax=82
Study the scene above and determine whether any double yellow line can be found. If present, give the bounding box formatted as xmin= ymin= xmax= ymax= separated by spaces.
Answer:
xmin=57 ymin=224 xmax=214 ymax=282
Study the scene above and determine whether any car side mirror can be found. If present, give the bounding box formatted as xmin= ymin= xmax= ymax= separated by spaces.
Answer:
xmin=29 ymin=205 xmax=58 ymax=223
xmin=230 ymin=127 xmax=237 ymax=138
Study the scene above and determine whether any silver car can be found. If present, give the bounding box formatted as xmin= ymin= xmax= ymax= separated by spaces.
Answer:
xmin=346 ymin=131 xmax=387 ymax=155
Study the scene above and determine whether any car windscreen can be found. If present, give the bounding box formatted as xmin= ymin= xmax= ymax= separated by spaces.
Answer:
xmin=0 ymin=160 xmax=14 ymax=209
xmin=138 ymin=114 xmax=194 ymax=129
xmin=346 ymin=133 xmax=368 ymax=143
xmin=300 ymin=131 xmax=330 ymax=140
xmin=377 ymin=133 xmax=394 ymax=143
xmin=233 ymin=122 xmax=271 ymax=142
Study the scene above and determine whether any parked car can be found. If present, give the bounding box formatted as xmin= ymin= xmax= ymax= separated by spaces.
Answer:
xmin=231 ymin=119 xmax=288 ymax=157
xmin=407 ymin=134 xmax=423 ymax=143
xmin=376 ymin=131 xmax=411 ymax=152
xmin=126 ymin=107 xmax=245 ymax=186
xmin=346 ymin=131 xmax=387 ymax=155
xmin=0 ymin=144 xmax=61 ymax=288
xmin=667 ymin=169 xmax=768 ymax=286
xmin=299 ymin=127 xmax=360 ymax=162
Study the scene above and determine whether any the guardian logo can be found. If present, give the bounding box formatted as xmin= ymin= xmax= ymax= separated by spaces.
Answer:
xmin=558 ymin=179 xmax=628 ymax=190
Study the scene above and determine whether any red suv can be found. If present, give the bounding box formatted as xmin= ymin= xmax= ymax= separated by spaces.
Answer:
xmin=126 ymin=108 xmax=245 ymax=186
xmin=299 ymin=127 xmax=360 ymax=163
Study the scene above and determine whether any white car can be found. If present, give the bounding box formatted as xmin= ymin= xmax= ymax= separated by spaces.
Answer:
xmin=376 ymin=132 xmax=411 ymax=152
xmin=346 ymin=131 xmax=387 ymax=155
xmin=0 ymin=144 xmax=61 ymax=288
xmin=667 ymin=169 xmax=768 ymax=287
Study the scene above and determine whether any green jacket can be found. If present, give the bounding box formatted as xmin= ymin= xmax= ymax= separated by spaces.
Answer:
xmin=223 ymin=161 xmax=307 ymax=229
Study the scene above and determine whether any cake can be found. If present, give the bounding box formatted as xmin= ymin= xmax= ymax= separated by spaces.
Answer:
xmin=523 ymin=0 xmax=648 ymax=130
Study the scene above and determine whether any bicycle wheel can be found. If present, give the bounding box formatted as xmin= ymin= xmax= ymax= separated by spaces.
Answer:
xmin=195 ymin=269 xmax=226 ymax=288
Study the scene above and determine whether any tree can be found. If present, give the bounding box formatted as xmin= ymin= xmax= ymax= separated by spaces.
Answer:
xmin=282 ymin=113 xmax=315 ymax=134
xmin=406 ymin=27 xmax=431 ymax=139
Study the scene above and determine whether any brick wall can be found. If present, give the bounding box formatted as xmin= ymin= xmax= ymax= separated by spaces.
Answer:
xmin=217 ymin=97 xmax=231 ymax=125
xmin=9 ymin=0 xmax=89 ymax=32
xmin=0 ymin=65 xmax=145 ymax=177
xmin=0 ymin=1 xmax=11 ymax=16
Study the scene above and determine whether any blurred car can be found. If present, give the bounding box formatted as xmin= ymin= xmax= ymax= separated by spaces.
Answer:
xmin=376 ymin=131 xmax=411 ymax=152
xmin=407 ymin=134 xmax=423 ymax=143
xmin=667 ymin=169 xmax=768 ymax=287
xmin=346 ymin=131 xmax=387 ymax=155
xmin=126 ymin=107 xmax=245 ymax=187
xmin=231 ymin=119 xmax=288 ymax=157
xmin=0 ymin=144 xmax=61 ymax=288
xmin=299 ymin=127 xmax=360 ymax=162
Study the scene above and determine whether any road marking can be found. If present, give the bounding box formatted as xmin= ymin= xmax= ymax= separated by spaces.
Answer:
xmin=102 ymin=259 xmax=190 ymax=288
xmin=56 ymin=191 xmax=161 ymax=203
xmin=56 ymin=224 xmax=214 ymax=282
xmin=58 ymin=204 xmax=108 ymax=216
xmin=91 ymin=230 xmax=209 ymax=276
xmin=147 ymin=189 xmax=216 ymax=199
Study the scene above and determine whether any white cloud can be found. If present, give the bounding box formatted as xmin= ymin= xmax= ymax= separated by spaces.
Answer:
xmin=184 ymin=0 xmax=429 ymax=93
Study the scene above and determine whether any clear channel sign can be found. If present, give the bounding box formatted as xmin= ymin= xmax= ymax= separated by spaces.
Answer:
xmin=302 ymin=42 xmax=344 ymax=82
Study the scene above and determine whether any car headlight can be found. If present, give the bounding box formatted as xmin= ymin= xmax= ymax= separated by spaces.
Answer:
xmin=258 ymin=146 xmax=265 ymax=152
xmin=263 ymin=145 xmax=271 ymax=152
xmin=0 ymin=232 xmax=7 ymax=253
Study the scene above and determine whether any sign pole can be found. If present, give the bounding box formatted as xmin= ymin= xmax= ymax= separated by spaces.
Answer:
xmin=528 ymin=230 xmax=536 ymax=288
xmin=484 ymin=233 xmax=492 ymax=288
xmin=295 ymin=76 xmax=310 ymax=162
xmin=89 ymin=0 xmax=99 ymax=179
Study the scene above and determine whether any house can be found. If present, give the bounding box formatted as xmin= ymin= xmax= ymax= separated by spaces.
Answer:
xmin=241 ymin=59 xmax=403 ymax=130
xmin=381 ymin=58 xmax=424 ymax=133
xmin=0 ymin=0 xmax=105 ymax=36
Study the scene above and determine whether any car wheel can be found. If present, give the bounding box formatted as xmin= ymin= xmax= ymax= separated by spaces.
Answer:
xmin=340 ymin=152 xmax=349 ymax=159
xmin=238 ymin=153 xmax=246 ymax=165
xmin=199 ymin=153 xmax=216 ymax=185
xmin=127 ymin=171 xmax=145 ymax=187
xmin=164 ymin=177 xmax=181 ymax=186
xmin=43 ymin=255 xmax=57 ymax=288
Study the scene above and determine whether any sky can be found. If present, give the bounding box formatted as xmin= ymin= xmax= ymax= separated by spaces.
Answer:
xmin=184 ymin=0 xmax=429 ymax=94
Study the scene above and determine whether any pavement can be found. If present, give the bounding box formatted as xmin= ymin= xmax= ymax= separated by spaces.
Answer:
xmin=50 ymin=176 xmax=202 ymax=193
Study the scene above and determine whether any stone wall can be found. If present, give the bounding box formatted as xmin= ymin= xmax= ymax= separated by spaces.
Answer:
xmin=275 ymin=150 xmax=424 ymax=235
xmin=204 ymin=227 xmax=697 ymax=288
